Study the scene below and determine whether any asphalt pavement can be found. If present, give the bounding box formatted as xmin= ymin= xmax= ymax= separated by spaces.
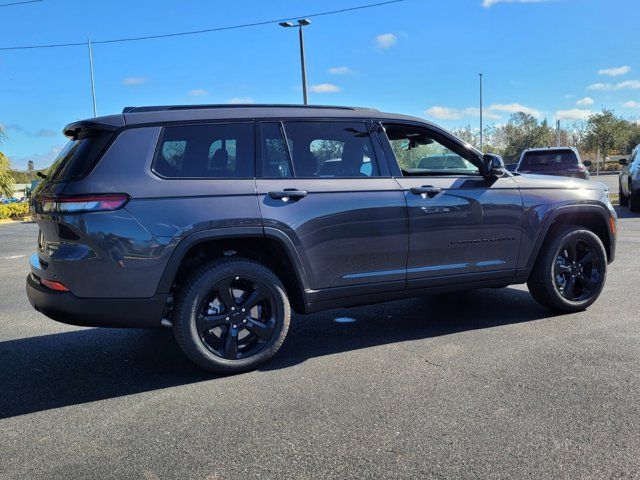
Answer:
xmin=1 ymin=207 xmax=639 ymax=479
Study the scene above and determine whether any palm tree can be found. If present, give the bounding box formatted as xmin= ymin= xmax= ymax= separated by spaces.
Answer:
xmin=0 ymin=126 xmax=15 ymax=198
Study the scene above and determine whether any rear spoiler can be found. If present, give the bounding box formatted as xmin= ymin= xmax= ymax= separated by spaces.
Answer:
xmin=63 ymin=114 xmax=125 ymax=140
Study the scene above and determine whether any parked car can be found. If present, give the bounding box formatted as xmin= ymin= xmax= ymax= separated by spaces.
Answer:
xmin=618 ymin=144 xmax=640 ymax=211
xmin=516 ymin=147 xmax=591 ymax=180
xmin=26 ymin=104 xmax=617 ymax=373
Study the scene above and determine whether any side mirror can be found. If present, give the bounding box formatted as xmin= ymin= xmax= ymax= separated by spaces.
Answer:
xmin=619 ymin=158 xmax=628 ymax=166
xmin=483 ymin=154 xmax=506 ymax=177
xmin=583 ymin=160 xmax=592 ymax=167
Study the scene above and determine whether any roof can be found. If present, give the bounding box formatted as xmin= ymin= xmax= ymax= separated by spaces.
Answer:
xmin=63 ymin=104 xmax=439 ymax=138
xmin=120 ymin=104 xmax=430 ymax=127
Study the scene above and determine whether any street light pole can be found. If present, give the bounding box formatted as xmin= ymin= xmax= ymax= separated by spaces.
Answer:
xmin=87 ymin=38 xmax=97 ymax=117
xmin=479 ymin=73 xmax=483 ymax=151
xmin=280 ymin=19 xmax=311 ymax=105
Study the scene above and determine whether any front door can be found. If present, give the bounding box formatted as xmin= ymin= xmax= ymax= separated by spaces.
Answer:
xmin=379 ymin=122 xmax=523 ymax=288
xmin=255 ymin=120 xmax=408 ymax=295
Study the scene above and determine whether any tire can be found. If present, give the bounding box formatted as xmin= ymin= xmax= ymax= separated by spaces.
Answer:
xmin=629 ymin=186 xmax=640 ymax=212
xmin=173 ymin=258 xmax=291 ymax=374
xmin=619 ymin=183 xmax=629 ymax=207
xmin=527 ymin=225 xmax=607 ymax=313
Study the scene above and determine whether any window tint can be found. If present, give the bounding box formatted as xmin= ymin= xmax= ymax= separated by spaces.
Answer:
xmin=47 ymin=131 xmax=113 ymax=183
xmin=521 ymin=150 xmax=578 ymax=168
xmin=384 ymin=124 xmax=479 ymax=176
xmin=154 ymin=123 xmax=254 ymax=178
xmin=282 ymin=122 xmax=381 ymax=178
xmin=260 ymin=122 xmax=293 ymax=178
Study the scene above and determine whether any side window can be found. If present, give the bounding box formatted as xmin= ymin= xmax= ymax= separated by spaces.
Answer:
xmin=260 ymin=122 xmax=293 ymax=178
xmin=153 ymin=123 xmax=254 ymax=178
xmin=383 ymin=124 xmax=480 ymax=176
xmin=282 ymin=121 xmax=381 ymax=178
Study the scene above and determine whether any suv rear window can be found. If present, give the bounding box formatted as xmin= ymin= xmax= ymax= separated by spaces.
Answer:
xmin=153 ymin=123 xmax=255 ymax=178
xmin=520 ymin=150 xmax=578 ymax=168
xmin=47 ymin=131 xmax=113 ymax=183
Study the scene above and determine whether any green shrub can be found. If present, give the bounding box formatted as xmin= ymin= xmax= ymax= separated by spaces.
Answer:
xmin=0 ymin=202 xmax=30 ymax=220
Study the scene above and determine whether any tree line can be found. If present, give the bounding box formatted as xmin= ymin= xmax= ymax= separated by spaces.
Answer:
xmin=452 ymin=108 xmax=640 ymax=166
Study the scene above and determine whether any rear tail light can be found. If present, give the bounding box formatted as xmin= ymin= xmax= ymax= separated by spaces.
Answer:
xmin=38 ymin=194 xmax=129 ymax=214
xmin=40 ymin=278 xmax=70 ymax=292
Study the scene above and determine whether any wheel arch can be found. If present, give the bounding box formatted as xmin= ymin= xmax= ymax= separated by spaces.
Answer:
xmin=525 ymin=204 xmax=615 ymax=272
xmin=157 ymin=227 xmax=310 ymax=313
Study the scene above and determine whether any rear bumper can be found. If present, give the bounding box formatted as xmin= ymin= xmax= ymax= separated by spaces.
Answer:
xmin=26 ymin=274 xmax=167 ymax=329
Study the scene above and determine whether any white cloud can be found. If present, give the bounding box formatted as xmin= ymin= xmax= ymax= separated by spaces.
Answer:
xmin=576 ymin=96 xmax=594 ymax=106
xmin=588 ymin=80 xmax=640 ymax=91
xmin=425 ymin=106 xmax=464 ymax=120
xmin=374 ymin=33 xmax=397 ymax=49
xmin=482 ymin=0 xmax=553 ymax=7
xmin=328 ymin=66 xmax=354 ymax=75
xmin=488 ymin=102 xmax=542 ymax=117
xmin=226 ymin=97 xmax=255 ymax=104
xmin=623 ymin=101 xmax=640 ymax=108
xmin=598 ymin=66 xmax=631 ymax=77
xmin=188 ymin=89 xmax=209 ymax=97
xmin=556 ymin=108 xmax=593 ymax=121
xmin=122 ymin=76 xmax=148 ymax=86
xmin=424 ymin=106 xmax=501 ymax=121
xmin=309 ymin=83 xmax=341 ymax=93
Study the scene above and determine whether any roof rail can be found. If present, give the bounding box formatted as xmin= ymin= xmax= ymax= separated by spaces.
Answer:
xmin=122 ymin=104 xmax=378 ymax=114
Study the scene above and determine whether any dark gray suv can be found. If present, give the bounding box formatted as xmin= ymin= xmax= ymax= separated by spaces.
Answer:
xmin=26 ymin=105 xmax=617 ymax=373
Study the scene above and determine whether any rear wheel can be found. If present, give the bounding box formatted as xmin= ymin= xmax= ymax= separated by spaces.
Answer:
xmin=173 ymin=258 xmax=291 ymax=374
xmin=619 ymin=182 xmax=629 ymax=206
xmin=527 ymin=226 xmax=607 ymax=312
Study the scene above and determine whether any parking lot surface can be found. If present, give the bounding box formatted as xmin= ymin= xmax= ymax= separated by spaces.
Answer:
xmin=1 ymin=207 xmax=639 ymax=479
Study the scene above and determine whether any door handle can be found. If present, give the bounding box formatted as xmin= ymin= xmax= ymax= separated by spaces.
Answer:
xmin=268 ymin=189 xmax=308 ymax=202
xmin=410 ymin=185 xmax=441 ymax=197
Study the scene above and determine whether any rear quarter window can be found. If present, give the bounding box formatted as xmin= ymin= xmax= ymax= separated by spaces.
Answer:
xmin=153 ymin=123 xmax=255 ymax=179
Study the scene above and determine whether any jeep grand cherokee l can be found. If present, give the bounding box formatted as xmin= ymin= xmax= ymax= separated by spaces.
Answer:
xmin=26 ymin=105 xmax=617 ymax=374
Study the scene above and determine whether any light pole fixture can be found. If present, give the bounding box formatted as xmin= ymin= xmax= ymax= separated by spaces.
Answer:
xmin=279 ymin=19 xmax=311 ymax=105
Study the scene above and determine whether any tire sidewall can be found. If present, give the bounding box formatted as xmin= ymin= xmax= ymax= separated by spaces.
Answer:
xmin=174 ymin=260 xmax=290 ymax=373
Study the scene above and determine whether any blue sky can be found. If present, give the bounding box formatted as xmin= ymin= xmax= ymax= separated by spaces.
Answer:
xmin=1 ymin=0 xmax=639 ymax=169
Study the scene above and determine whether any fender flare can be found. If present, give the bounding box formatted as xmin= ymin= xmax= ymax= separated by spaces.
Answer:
xmin=155 ymin=227 xmax=310 ymax=296
xmin=523 ymin=202 xmax=614 ymax=272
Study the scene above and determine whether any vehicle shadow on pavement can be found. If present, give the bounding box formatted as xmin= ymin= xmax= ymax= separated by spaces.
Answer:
xmin=265 ymin=286 xmax=555 ymax=371
xmin=0 ymin=287 xmax=554 ymax=419
xmin=614 ymin=205 xmax=640 ymax=219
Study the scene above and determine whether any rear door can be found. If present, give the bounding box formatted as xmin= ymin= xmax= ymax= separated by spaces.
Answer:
xmin=255 ymin=120 xmax=408 ymax=295
xmin=378 ymin=122 xmax=523 ymax=288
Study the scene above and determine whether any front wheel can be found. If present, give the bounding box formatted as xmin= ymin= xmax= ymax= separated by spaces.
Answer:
xmin=173 ymin=258 xmax=291 ymax=374
xmin=527 ymin=226 xmax=607 ymax=312
xmin=629 ymin=185 xmax=640 ymax=212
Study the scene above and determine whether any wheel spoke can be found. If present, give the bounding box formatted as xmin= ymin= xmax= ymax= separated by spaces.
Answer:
xmin=223 ymin=326 xmax=239 ymax=359
xmin=577 ymin=250 xmax=594 ymax=267
xmin=244 ymin=317 xmax=275 ymax=339
xmin=577 ymin=275 xmax=597 ymax=291
xmin=566 ymin=240 xmax=578 ymax=262
xmin=196 ymin=314 xmax=227 ymax=334
xmin=556 ymin=263 xmax=571 ymax=273
xmin=240 ymin=284 xmax=268 ymax=312
xmin=563 ymin=276 xmax=576 ymax=300
xmin=216 ymin=278 xmax=237 ymax=311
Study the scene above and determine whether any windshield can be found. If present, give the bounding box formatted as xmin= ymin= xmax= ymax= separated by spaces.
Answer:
xmin=520 ymin=150 xmax=578 ymax=169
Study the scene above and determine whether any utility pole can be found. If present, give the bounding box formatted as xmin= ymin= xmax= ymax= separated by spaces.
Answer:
xmin=479 ymin=73 xmax=483 ymax=150
xmin=87 ymin=38 xmax=97 ymax=117
xmin=279 ymin=19 xmax=311 ymax=105
xmin=556 ymin=118 xmax=560 ymax=146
